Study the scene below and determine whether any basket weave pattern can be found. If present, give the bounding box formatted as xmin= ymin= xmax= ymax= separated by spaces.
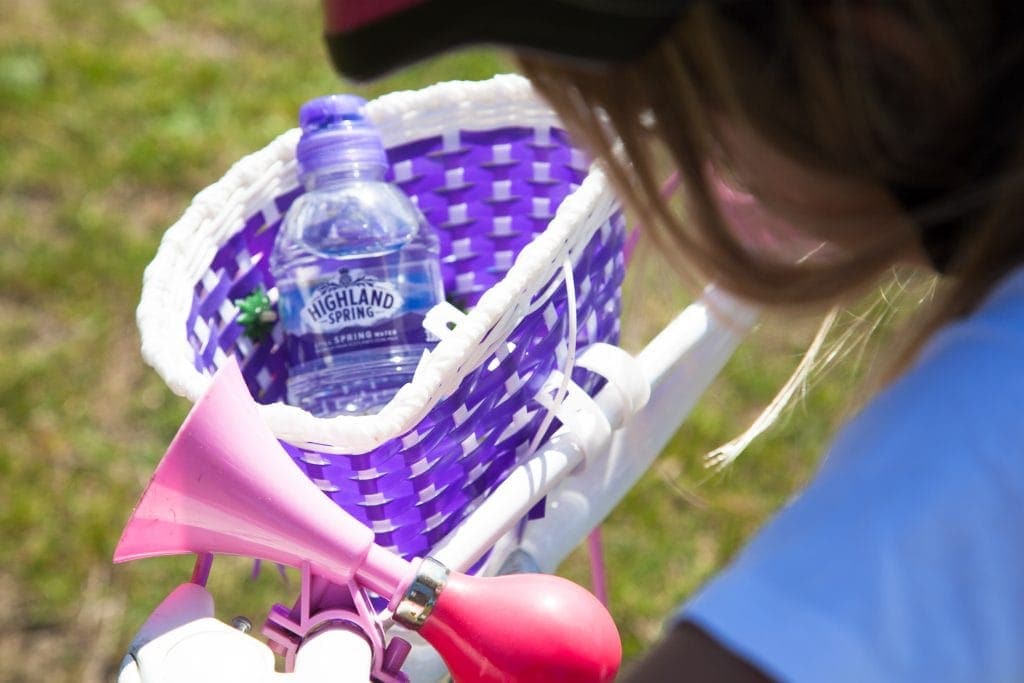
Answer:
xmin=153 ymin=77 xmax=626 ymax=559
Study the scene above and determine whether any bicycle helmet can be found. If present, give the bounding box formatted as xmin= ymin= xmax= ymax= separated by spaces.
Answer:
xmin=324 ymin=0 xmax=693 ymax=80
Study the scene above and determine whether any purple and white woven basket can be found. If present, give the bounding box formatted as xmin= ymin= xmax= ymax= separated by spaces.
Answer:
xmin=138 ymin=75 xmax=626 ymax=562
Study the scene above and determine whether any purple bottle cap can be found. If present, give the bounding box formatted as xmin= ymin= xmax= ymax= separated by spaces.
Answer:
xmin=295 ymin=94 xmax=388 ymax=178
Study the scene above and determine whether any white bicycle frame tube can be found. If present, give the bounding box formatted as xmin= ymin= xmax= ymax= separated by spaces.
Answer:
xmin=506 ymin=286 xmax=758 ymax=573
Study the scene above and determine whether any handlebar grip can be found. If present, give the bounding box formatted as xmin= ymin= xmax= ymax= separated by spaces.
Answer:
xmin=292 ymin=625 xmax=373 ymax=682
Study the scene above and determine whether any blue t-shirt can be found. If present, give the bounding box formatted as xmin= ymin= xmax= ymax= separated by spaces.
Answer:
xmin=683 ymin=269 xmax=1024 ymax=682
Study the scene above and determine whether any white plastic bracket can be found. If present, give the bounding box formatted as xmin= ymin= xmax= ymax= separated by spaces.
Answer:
xmin=574 ymin=342 xmax=651 ymax=429
xmin=534 ymin=371 xmax=612 ymax=465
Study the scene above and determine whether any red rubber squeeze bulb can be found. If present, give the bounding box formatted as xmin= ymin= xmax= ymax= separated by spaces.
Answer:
xmin=418 ymin=571 xmax=621 ymax=682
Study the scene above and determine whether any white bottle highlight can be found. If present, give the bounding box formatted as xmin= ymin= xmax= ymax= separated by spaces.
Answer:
xmin=271 ymin=94 xmax=443 ymax=416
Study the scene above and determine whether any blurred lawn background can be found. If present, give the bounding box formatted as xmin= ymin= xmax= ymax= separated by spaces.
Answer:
xmin=1 ymin=1 xmax=875 ymax=681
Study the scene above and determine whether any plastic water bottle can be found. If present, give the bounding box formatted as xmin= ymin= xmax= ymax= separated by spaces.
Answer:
xmin=271 ymin=94 xmax=444 ymax=416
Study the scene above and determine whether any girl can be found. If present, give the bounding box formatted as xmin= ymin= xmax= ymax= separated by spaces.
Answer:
xmin=325 ymin=2 xmax=1024 ymax=681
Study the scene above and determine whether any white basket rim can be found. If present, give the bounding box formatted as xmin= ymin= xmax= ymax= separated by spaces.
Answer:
xmin=137 ymin=74 xmax=619 ymax=455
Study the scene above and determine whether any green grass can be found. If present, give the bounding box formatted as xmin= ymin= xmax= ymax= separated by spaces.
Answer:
xmin=1 ymin=2 xmax=865 ymax=680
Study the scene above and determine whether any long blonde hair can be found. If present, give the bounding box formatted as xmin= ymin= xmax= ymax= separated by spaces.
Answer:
xmin=518 ymin=1 xmax=1024 ymax=369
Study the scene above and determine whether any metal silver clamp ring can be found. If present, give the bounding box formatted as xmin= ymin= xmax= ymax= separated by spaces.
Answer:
xmin=393 ymin=557 xmax=449 ymax=629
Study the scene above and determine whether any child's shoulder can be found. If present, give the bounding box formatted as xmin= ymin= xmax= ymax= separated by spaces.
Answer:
xmin=905 ymin=265 xmax=1024 ymax=418
xmin=927 ymin=266 xmax=1024 ymax=365
xmin=831 ymin=266 xmax=1024 ymax=493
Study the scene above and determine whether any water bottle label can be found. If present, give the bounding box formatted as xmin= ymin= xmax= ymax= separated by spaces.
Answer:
xmin=301 ymin=268 xmax=404 ymax=331
xmin=280 ymin=268 xmax=435 ymax=367
xmin=286 ymin=312 xmax=431 ymax=365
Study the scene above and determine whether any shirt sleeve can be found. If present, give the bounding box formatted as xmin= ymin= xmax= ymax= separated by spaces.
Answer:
xmin=678 ymin=310 xmax=1024 ymax=683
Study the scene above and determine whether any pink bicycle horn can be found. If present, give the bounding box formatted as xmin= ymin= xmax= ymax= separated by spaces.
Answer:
xmin=114 ymin=360 xmax=621 ymax=682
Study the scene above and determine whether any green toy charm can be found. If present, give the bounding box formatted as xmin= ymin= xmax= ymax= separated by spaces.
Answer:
xmin=234 ymin=286 xmax=278 ymax=342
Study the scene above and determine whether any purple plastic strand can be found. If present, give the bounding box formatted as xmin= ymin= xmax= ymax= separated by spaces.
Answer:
xmin=191 ymin=553 xmax=214 ymax=587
